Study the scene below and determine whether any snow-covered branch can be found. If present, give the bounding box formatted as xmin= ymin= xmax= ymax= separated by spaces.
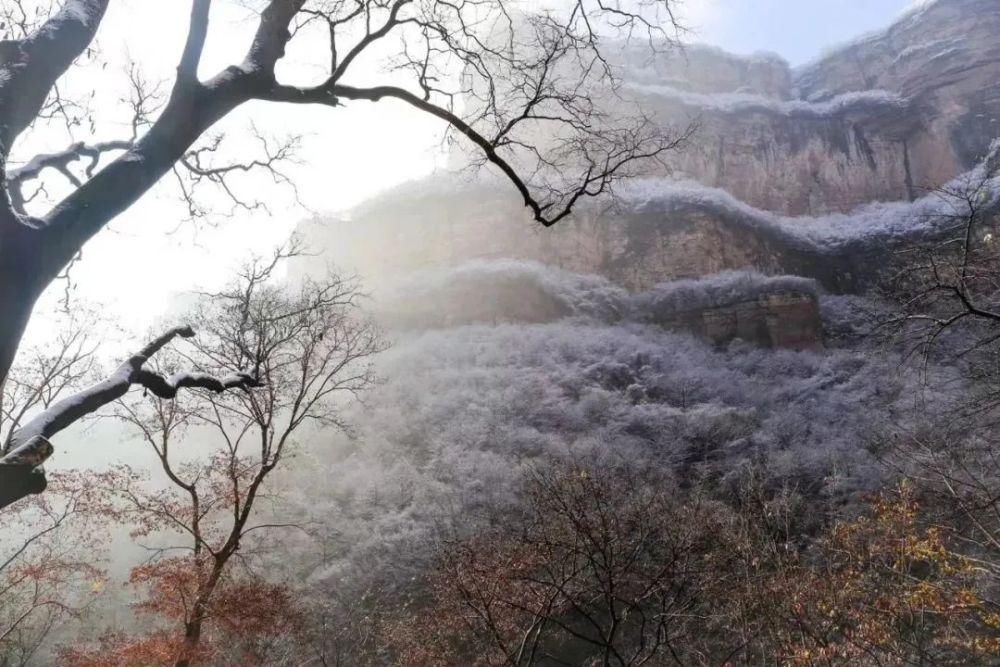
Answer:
xmin=0 ymin=325 xmax=260 ymax=473
xmin=5 ymin=140 xmax=133 ymax=213
xmin=0 ymin=0 xmax=110 ymax=151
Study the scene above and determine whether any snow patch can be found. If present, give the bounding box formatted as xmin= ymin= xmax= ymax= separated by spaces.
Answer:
xmin=62 ymin=0 xmax=98 ymax=26
xmin=891 ymin=37 xmax=962 ymax=65
xmin=380 ymin=261 xmax=818 ymax=331
xmin=34 ymin=0 xmax=101 ymax=39
xmin=617 ymin=141 xmax=1000 ymax=253
xmin=627 ymin=83 xmax=908 ymax=118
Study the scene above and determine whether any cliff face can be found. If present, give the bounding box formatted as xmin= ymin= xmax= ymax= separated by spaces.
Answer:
xmin=639 ymin=87 xmax=922 ymax=215
xmin=303 ymin=0 xmax=1000 ymax=348
xmin=659 ymin=292 xmax=823 ymax=350
xmin=376 ymin=262 xmax=824 ymax=351
xmin=621 ymin=0 xmax=1000 ymax=215
xmin=309 ymin=171 xmax=961 ymax=296
xmin=796 ymin=0 xmax=1000 ymax=176
xmin=619 ymin=45 xmax=793 ymax=98
xmin=307 ymin=184 xmax=786 ymax=294
xmin=795 ymin=0 xmax=1000 ymax=104
xmin=310 ymin=186 xmax=836 ymax=346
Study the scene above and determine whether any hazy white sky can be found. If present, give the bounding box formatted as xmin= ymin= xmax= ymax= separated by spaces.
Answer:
xmin=22 ymin=0 xmax=918 ymax=341
xmin=25 ymin=0 xmax=448 ymax=336
xmin=685 ymin=0 xmax=917 ymax=65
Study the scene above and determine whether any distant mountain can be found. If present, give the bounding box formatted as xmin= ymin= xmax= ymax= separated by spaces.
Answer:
xmin=630 ymin=0 xmax=1000 ymax=215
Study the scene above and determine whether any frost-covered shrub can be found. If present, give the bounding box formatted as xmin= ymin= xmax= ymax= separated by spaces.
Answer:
xmin=820 ymin=294 xmax=885 ymax=342
xmin=284 ymin=317 xmax=919 ymax=596
xmin=262 ymin=255 xmax=982 ymax=650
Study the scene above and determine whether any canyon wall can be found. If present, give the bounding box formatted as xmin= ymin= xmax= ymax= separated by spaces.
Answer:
xmin=623 ymin=0 xmax=1000 ymax=215
xmin=303 ymin=0 xmax=1000 ymax=347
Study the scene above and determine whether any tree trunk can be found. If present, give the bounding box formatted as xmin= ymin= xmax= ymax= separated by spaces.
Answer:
xmin=175 ymin=617 xmax=204 ymax=667
xmin=0 ymin=219 xmax=56 ymax=409
xmin=0 ymin=271 xmax=43 ymax=395
xmin=174 ymin=560 xmax=225 ymax=667
xmin=0 ymin=227 xmax=49 ymax=392
xmin=0 ymin=289 xmax=36 ymax=388
xmin=0 ymin=222 xmax=60 ymax=507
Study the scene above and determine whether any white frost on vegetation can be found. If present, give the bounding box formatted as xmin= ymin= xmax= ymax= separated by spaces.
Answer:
xmin=279 ymin=259 xmax=966 ymax=597
xmin=627 ymin=83 xmax=908 ymax=118
xmin=635 ymin=272 xmax=818 ymax=317
xmin=289 ymin=309 xmax=950 ymax=592
xmin=618 ymin=143 xmax=1000 ymax=252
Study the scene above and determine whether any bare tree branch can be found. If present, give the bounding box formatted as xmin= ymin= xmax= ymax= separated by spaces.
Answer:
xmin=0 ymin=0 xmax=686 ymax=506
xmin=177 ymin=0 xmax=212 ymax=86
xmin=0 ymin=326 xmax=260 ymax=509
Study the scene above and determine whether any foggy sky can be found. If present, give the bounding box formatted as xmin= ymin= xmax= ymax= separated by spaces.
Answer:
xmin=689 ymin=0 xmax=918 ymax=65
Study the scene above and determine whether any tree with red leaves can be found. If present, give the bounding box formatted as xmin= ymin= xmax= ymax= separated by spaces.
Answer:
xmin=383 ymin=467 xmax=1000 ymax=666
xmin=385 ymin=465 xmax=726 ymax=666
xmin=61 ymin=249 xmax=383 ymax=666
xmin=0 ymin=311 xmax=110 ymax=666
xmin=0 ymin=471 xmax=107 ymax=667
xmin=60 ymin=558 xmax=303 ymax=666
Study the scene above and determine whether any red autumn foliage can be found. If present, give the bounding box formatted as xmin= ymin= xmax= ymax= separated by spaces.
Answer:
xmin=61 ymin=555 xmax=303 ymax=667
xmin=60 ymin=255 xmax=380 ymax=666
xmin=59 ymin=631 xmax=201 ymax=667
xmin=383 ymin=469 xmax=1000 ymax=666
xmin=0 ymin=471 xmax=109 ymax=664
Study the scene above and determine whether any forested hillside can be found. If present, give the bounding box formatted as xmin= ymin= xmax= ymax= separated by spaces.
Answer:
xmin=2 ymin=0 xmax=1000 ymax=664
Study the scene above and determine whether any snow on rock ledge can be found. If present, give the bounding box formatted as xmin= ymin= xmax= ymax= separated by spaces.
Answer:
xmin=599 ymin=0 xmax=1000 ymax=215
xmin=377 ymin=262 xmax=824 ymax=350
xmin=301 ymin=143 xmax=1000 ymax=297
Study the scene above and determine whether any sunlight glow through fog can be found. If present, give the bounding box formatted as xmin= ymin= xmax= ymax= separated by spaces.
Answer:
xmin=24 ymin=0 xmax=447 ymax=338
xmin=22 ymin=0 xmax=913 ymax=342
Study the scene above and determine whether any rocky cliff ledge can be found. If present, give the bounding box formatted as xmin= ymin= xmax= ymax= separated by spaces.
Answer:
xmin=301 ymin=0 xmax=1000 ymax=349
xmin=305 ymin=154 xmax=999 ymax=297
xmin=375 ymin=262 xmax=824 ymax=350
xmin=616 ymin=0 xmax=1000 ymax=215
